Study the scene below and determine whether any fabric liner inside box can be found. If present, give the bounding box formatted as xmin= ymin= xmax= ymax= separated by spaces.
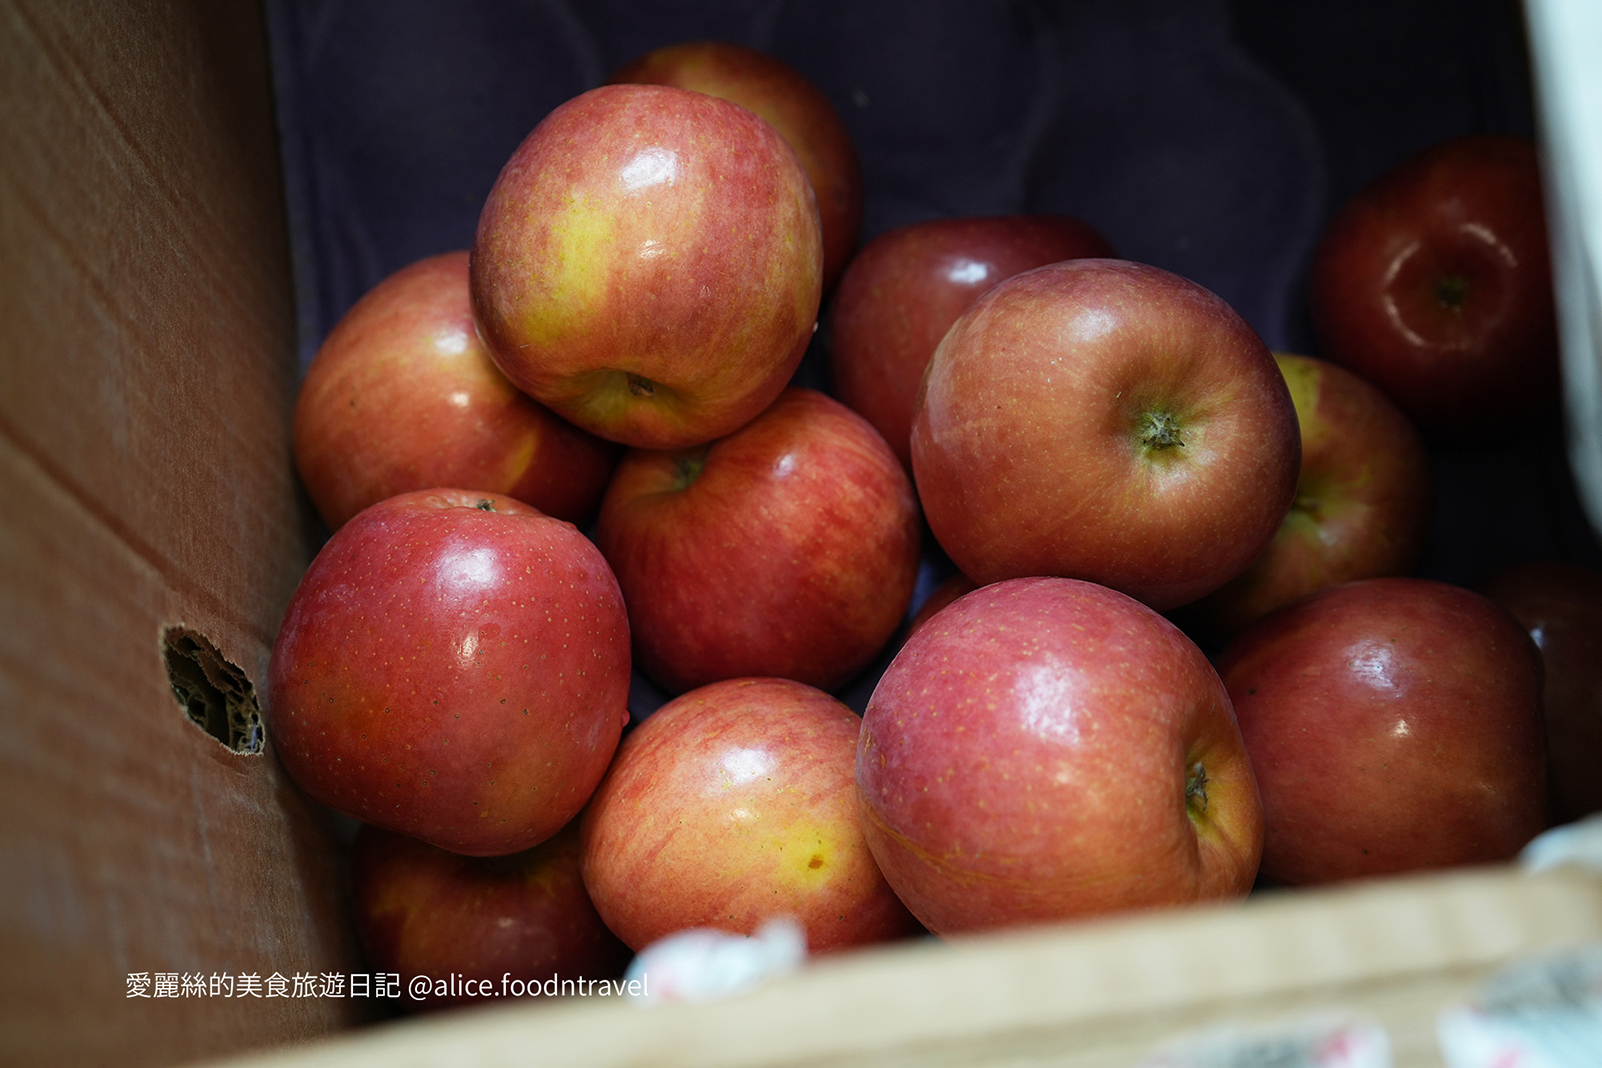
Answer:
xmin=262 ymin=0 xmax=1602 ymax=721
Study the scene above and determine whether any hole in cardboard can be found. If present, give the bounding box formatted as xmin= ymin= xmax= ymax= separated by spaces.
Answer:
xmin=163 ymin=626 xmax=264 ymax=754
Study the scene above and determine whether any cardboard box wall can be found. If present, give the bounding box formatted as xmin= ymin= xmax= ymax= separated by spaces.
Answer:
xmin=0 ymin=2 xmax=363 ymax=1064
xmin=3 ymin=1 xmax=1601 ymax=1066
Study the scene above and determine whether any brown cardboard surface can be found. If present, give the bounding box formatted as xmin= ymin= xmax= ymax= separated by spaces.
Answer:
xmin=0 ymin=1 xmax=363 ymax=1064
xmin=197 ymin=866 xmax=1602 ymax=1068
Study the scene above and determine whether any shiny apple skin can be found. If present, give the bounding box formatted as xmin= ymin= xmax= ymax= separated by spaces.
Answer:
xmin=911 ymin=259 xmax=1300 ymax=611
xmin=858 ymin=577 xmax=1264 ymax=936
xmin=596 ymin=387 xmax=921 ymax=694
xmin=580 ymin=677 xmax=921 ymax=953
xmin=1194 ymin=353 xmax=1432 ymax=636
xmin=611 ymin=41 xmax=861 ymax=293
xmin=829 ymin=215 xmax=1114 ymax=468
xmin=293 ymin=251 xmax=618 ymax=531
xmin=1309 ymin=135 xmax=1558 ymax=433
xmin=472 ymin=84 xmax=822 ymax=450
xmin=1217 ymin=577 xmax=1547 ymax=886
xmin=1479 ymin=560 xmax=1602 ymax=824
xmin=351 ymin=821 xmax=629 ymax=1011
xmin=267 ymin=489 xmax=631 ymax=856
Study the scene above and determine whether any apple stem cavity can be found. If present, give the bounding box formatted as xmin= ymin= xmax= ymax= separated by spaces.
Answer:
xmin=671 ymin=448 xmax=709 ymax=492
xmin=1139 ymin=411 xmax=1185 ymax=451
xmin=1435 ymin=274 xmax=1469 ymax=311
xmin=1185 ymin=761 xmax=1210 ymax=818
xmin=627 ymin=374 xmax=657 ymax=397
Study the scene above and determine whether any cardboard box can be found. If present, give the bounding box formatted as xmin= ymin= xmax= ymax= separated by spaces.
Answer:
xmin=0 ymin=2 xmax=362 ymax=1064
xmin=195 ymin=864 xmax=1602 ymax=1068
xmin=3 ymin=1 xmax=1600 ymax=1066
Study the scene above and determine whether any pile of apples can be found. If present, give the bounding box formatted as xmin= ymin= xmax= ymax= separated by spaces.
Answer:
xmin=266 ymin=42 xmax=1599 ymax=1009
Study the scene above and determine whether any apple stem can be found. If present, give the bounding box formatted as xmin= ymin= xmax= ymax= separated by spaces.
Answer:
xmin=1185 ymin=761 xmax=1209 ymax=814
xmin=1140 ymin=411 xmax=1185 ymax=450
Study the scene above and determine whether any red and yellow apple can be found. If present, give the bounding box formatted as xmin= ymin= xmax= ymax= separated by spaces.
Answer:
xmin=580 ymin=677 xmax=920 ymax=952
xmin=911 ymin=259 xmax=1300 ymax=611
xmin=829 ymin=215 xmax=1113 ymax=467
xmin=1192 ymin=353 xmax=1432 ymax=636
xmin=471 ymin=84 xmax=822 ymax=449
xmin=596 ymin=387 xmax=920 ymax=694
xmin=1217 ymin=577 xmax=1548 ymax=885
xmin=610 ymin=40 xmax=861 ymax=292
xmin=351 ymin=820 xmax=629 ymax=1011
xmin=1309 ymin=134 xmax=1558 ymax=433
xmin=857 ymin=576 xmax=1264 ymax=935
xmin=267 ymin=489 xmax=631 ymax=856
xmin=292 ymin=251 xmax=618 ymax=531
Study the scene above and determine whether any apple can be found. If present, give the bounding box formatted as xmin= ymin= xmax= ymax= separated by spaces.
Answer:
xmin=904 ymin=572 xmax=978 ymax=640
xmin=829 ymin=215 xmax=1113 ymax=468
xmin=857 ymin=576 xmax=1264 ymax=935
xmin=1190 ymin=353 xmax=1432 ymax=637
xmin=471 ymin=83 xmax=823 ymax=450
xmin=610 ymin=41 xmax=861 ymax=293
xmin=1479 ymin=560 xmax=1602 ymax=824
xmin=911 ymin=259 xmax=1300 ymax=611
xmin=267 ymin=488 xmax=631 ymax=856
xmin=580 ymin=676 xmax=921 ymax=952
xmin=596 ymin=387 xmax=920 ymax=695
xmin=1309 ymin=134 xmax=1559 ymax=433
xmin=350 ymin=820 xmax=629 ymax=1012
xmin=1216 ymin=577 xmax=1547 ymax=886
xmin=292 ymin=250 xmax=618 ymax=531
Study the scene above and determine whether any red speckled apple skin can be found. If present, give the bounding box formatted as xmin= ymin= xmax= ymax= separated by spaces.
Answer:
xmin=912 ymin=259 xmax=1300 ymax=612
xmin=472 ymin=83 xmax=822 ymax=450
xmin=597 ymin=387 xmax=921 ymax=694
xmin=268 ymin=489 xmax=631 ymax=857
xmin=293 ymin=251 xmax=619 ymax=532
xmin=858 ymin=576 xmax=1263 ymax=936
xmin=580 ymin=677 xmax=921 ymax=952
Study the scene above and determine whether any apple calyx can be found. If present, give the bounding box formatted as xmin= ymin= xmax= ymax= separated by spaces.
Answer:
xmin=627 ymin=374 xmax=657 ymax=397
xmin=1139 ymin=410 xmax=1186 ymax=451
xmin=1184 ymin=760 xmax=1210 ymax=821
xmin=475 ymin=499 xmax=497 ymax=512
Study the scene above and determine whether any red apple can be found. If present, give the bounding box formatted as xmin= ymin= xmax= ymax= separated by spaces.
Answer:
xmin=1309 ymin=135 xmax=1558 ymax=433
xmin=610 ymin=41 xmax=861 ymax=293
xmin=1191 ymin=353 xmax=1432 ymax=636
xmin=829 ymin=215 xmax=1113 ymax=468
xmin=911 ymin=259 xmax=1300 ymax=611
xmin=471 ymin=84 xmax=822 ymax=450
xmin=351 ymin=820 xmax=629 ymax=1011
xmin=1217 ymin=577 xmax=1547 ymax=886
xmin=1479 ymin=560 xmax=1602 ymax=824
xmin=857 ymin=576 xmax=1264 ymax=935
xmin=596 ymin=387 xmax=920 ymax=694
xmin=267 ymin=488 xmax=631 ymax=856
xmin=904 ymin=572 xmax=978 ymax=640
xmin=292 ymin=251 xmax=618 ymax=531
xmin=580 ymin=677 xmax=920 ymax=952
